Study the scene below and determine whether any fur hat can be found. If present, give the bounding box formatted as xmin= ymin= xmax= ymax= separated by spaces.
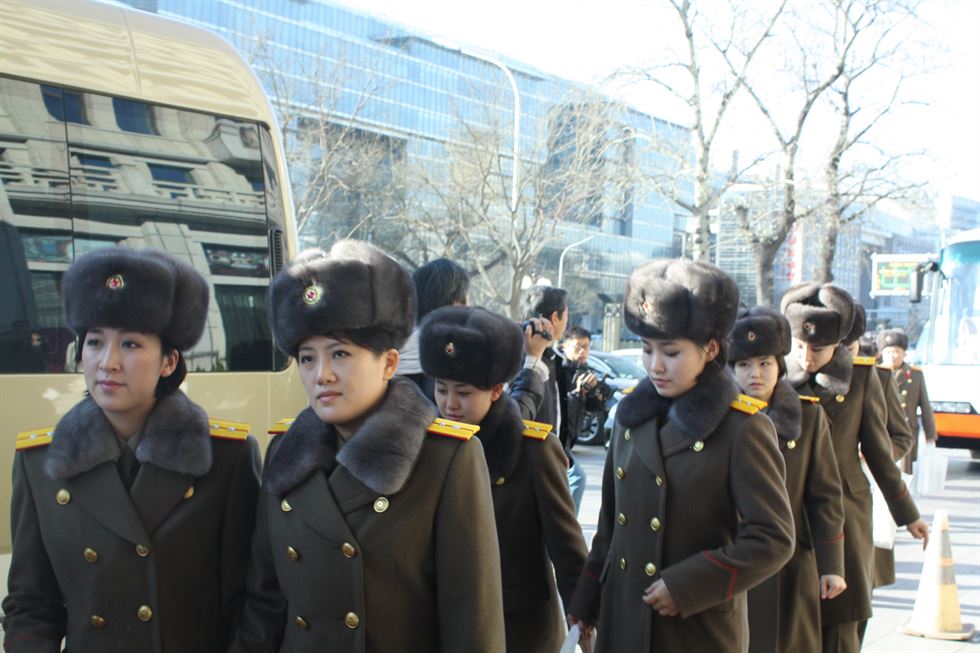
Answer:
xmin=268 ymin=240 xmax=415 ymax=358
xmin=419 ymin=306 xmax=522 ymax=389
xmin=844 ymin=303 xmax=867 ymax=345
xmin=63 ymin=247 xmax=208 ymax=351
xmin=730 ymin=306 xmax=791 ymax=362
xmin=624 ymin=259 xmax=739 ymax=344
xmin=779 ymin=283 xmax=854 ymax=346
xmin=876 ymin=328 xmax=909 ymax=351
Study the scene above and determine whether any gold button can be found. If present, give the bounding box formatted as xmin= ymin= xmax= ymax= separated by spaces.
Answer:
xmin=650 ymin=517 xmax=661 ymax=531
xmin=373 ymin=497 xmax=389 ymax=513
xmin=295 ymin=615 xmax=309 ymax=630
xmin=281 ymin=499 xmax=292 ymax=512
xmin=90 ymin=614 xmax=106 ymax=628
xmin=344 ymin=612 xmax=360 ymax=629
xmin=624 ymin=429 xmax=631 ymax=441
xmin=901 ymin=402 xmax=907 ymax=408
xmin=655 ymin=475 xmax=664 ymax=487
xmin=692 ymin=440 xmax=704 ymax=452
xmin=787 ymin=440 xmax=797 ymax=450
xmin=645 ymin=562 xmax=657 ymax=576
xmin=835 ymin=394 xmax=845 ymax=403
xmin=183 ymin=486 xmax=194 ymax=499
xmin=137 ymin=605 xmax=152 ymax=622
xmin=617 ymin=513 xmax=627 ymax=525
xmin=56 ymin=489 xmax=71 ymax=505
xmin=135 ymin=544 xmax=150 ymax=557
xmin=619 ymin=558 xmax=627 ymax=570
xmin=615 ymin=467 xmax=625 ymax=480
xmin=341 ymin=542 xmax=356 ymax=558
xmin=287 ymin=546 xmax=300 ymax=561
xmin=495 ymin=477 xmax=506 ymax=486
xmin=901 ymin=389 xmax=908 ymax=396
xmin=83 ymin=547 xmax=99 ymax=563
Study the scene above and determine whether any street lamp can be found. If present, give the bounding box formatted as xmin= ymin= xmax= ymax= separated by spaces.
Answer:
xmin=429 ymin=37 xmax=522 ymax=213
xmin=557 ymin=235 xmax=596 ymax=288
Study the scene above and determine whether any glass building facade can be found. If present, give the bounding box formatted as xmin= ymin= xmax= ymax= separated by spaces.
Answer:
xmin=120 ymin=0 xmax=688 ymax=332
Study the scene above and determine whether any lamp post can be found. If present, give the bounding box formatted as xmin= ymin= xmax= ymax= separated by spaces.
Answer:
xmin=430 ymin=38 xmax=522 ymax=213
xmin=557 ymin=235 xmax=596 ymax=288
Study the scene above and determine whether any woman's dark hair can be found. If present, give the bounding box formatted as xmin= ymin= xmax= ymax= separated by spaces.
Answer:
xmin=74 ymin=333 xmax=186 ymax=397
xmin=521 ymin=285 xmax=568 ymax=321
xmin=324 ymin=327 xmax=402 ymax=356
xmin=413 ymin=258 xmax=469 ymax=322
xmin=728 ymin=350 xmax=787 ymax=379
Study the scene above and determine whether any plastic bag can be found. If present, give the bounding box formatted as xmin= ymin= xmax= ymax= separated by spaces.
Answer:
xmin=912 ymin=442 xmax=948 ymax=496
xmin=560 ymin=624 xmax=593 ymax=653
xmin=864 ymin=461 xmax=899 ymax=549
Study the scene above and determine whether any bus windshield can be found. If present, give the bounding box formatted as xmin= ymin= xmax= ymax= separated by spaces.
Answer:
xmin=922 ymin=240 xmax=980 ymax=365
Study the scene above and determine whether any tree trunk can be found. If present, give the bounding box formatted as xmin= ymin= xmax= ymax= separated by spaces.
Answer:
xmin=816 ymin=218 xmax=839 ymax=283
xmin=754 ymin=240 xmax=779 ymax=307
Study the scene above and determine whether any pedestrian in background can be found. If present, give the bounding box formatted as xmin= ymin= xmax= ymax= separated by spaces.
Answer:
xmin=568 ymin=259 xmax=795 ymax=653
xmin=877 ymin=328 xmax=936 ymax=475
xmin=781 ymin=283 xmax=928 ymax=653
xmin=730 ymin=306 xmax=845 ymax=653
xmin=4 ymin=247 xmax=260 ymax=653
xmin=420 ymin=305 xmax=587 ymax=652
xmin=234 ymin=241 xmax=504 ymax=652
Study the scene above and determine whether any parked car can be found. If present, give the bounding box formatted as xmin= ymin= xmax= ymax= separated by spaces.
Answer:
xmin=576 ymin=352 xmax=646 ymax=445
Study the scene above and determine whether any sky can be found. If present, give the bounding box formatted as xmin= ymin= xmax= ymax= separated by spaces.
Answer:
xmin=333 ymin=0 xmax=980 ymax=205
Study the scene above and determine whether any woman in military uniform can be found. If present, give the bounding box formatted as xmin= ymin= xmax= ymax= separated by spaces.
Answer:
xmin=729 ymin=306 xmax=846 ymax=653
xmin=3 ymin=247 xmax=261 ymax=653
xmin=233 ymin=241 xmax=505 ymax=653
xmin=781 ymin=283 xmax=929 ymax=653
xmin=418 ymin=306 xmax=588 ymax=652
xmin=877 ymin=328 xmax=936 ymax=474
xmin=567 ymin=259 xmax=795 ymax=653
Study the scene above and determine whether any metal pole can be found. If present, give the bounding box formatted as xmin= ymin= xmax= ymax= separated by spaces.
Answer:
xmin=557 ymin=235 xmax=596 ymax=288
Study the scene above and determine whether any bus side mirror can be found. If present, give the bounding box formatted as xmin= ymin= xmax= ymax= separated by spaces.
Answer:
xmin=910 ymin=261 xmax=938 ymax=303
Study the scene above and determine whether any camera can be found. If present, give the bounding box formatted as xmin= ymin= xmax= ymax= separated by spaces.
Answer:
xmin=520 ymin=320 xmax=553 ymax=341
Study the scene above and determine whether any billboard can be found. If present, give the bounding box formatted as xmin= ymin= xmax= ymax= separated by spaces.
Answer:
xmin=870 ymin=253 xmax=933 ymax=297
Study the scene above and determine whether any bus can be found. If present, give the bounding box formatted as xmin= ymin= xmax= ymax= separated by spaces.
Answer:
xmin=0 ymin=0 xmax=307 ymax=580
xmin=912 ymin=228 xmax=980 ymax=455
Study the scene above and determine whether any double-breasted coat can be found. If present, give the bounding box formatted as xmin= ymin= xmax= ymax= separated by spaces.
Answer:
xmin=3 ymin=391 xmax=261 ymax=653
xmin=232 ymin=378 xmax=505 ymax=653
xmin=475 ymin=395 xmax=587 ymax=652
xmin=568 ymin=371 xmax=795 ymax=653
xmin=747 ymin=379 xmax=845 ymax=653
xmin=787 ymin=346 xmax=920 ymax=627
xmin=886 ymin=363 xmax=936 ymax=473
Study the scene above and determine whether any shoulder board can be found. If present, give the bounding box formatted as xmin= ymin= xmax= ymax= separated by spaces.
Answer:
xmin=267 ymin=418 xmax=295 ymax=437
xmin=16 ymin=427 xmax=54 ymax=451
xmin=852 ymin=356 xmax=876 ymax=366
xmin=522 ymin=419 xmax=552 ymax=440
xmin=731 ymin=394 xmax=767 ymax=415
xmin=798 ymin=395 xmax=821 ymax=404
xmin=427 ymin=418 xmax=479 ymax=441
xmin=209 ymin=419 xmax=250 ymax=441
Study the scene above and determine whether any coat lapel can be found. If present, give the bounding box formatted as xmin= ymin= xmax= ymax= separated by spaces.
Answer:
xmin=329 ymin=464 xmax=379 ymax=515
xmin=630 ymin=418 xmax=666 ymax=478
xmin=287 ymin=470 xmax=353 ymax=544
xmin=130 ymin=464 xmax=194 ymax=535
xmin=659 ymin=420 xmax=696 ymax=458
xmin=67 ymin=463 xmax=150 ymax=545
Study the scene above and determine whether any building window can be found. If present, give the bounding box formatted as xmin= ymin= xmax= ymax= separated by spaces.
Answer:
xmin=113 ymin=97 xmax=158 ymax=134
xmin=42 ymin=85 xmax=87 ymax=124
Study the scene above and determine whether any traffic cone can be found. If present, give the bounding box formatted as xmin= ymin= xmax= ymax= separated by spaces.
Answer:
xmin=900 ymin=510 xmax=975 ymax=640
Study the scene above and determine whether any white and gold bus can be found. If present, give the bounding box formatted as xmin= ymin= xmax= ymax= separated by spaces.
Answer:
xmin=0 ymin=0 xmax=306 ymax=580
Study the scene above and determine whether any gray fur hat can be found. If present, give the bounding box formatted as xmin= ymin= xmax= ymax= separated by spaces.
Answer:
xmin=624 ymin=259 xmax=739 ymax=344
xmin=419 ymin=306 xmax=522 ymax=389
xmin=876 ymin=328 xmax=909 ymax=351
xmin=844 ymin=303 xmax=867 ymax=345
xmin=779 ymin=283 xmax=854 ymax=346
xmin=63 ymin=247 xmax=208 ymax=351
xmin=730 ymin=306 xmax=791 ymax=362
xmin=268 ymin=239 xmax=415 ymax=358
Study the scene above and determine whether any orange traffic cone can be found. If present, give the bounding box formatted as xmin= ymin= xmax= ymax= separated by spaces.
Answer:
xmin=900 ymin=510 xmax=975 ymax=640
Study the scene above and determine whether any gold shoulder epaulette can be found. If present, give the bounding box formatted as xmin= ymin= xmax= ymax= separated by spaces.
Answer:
xmin=209 ymin=419 xmax=250 ymax=441
xmin=267 ymin=418 xmax=295 ymax=437
xmin=16 ymin=427 xmax=54 ymax=451
xmin=852 ymin=356 xmax=876 ymax=366
xmin=731 ymin=394 xmax=767 ymax=415
xmin=798 ymin=395 xmax=821 ymax=404
xmin=427 ymin=418 xmax=479 ymax=441
xmin=522 ymin=419 xmax=552 ymax=440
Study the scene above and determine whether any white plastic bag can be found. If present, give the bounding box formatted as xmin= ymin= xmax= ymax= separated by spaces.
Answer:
xmin=864 ymin=461 xmax=898 ymax=549
xmin=912 ymin=442 xmax=948 ymax=496
xmin=560 ymin=624 xmax=593 ymax=653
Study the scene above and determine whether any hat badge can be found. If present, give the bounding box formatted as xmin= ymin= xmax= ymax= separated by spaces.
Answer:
xmin=105 ymin=274 xmax=125 ymax=291
xmin=445 ymin=342 xmax=457 ymax=357
xmin=747 ymin=330 xmax=757 ymax=341
xmin=638 ymin=300 xmax=652 ymax=317
xmin=303 ymin=284 xmax=322 ymax=305
xmin=803 ymin=321 xmax=815 ymax=333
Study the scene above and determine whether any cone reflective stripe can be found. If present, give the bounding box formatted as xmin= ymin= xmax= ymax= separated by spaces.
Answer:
xmin=901 ymin=510 xmax=975 ymax=640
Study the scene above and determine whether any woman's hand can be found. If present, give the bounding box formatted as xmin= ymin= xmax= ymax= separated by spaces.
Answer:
xmin=642 ymin=579 xmax=679 ymax=617
xmin=907 ymin=518 xmax=929 ymax=550
xmin=567 ymin=614 xmax=594 ymax=641
xmin=820 ymin=574 xmax=847 ymax=600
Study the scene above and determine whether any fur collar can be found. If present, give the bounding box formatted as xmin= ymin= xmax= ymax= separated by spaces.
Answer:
xmin=786 ymin=344 xmax=852 ymax=396
xmin=616 ymin=368 xmax=739 ymax=441
xmin=265 ymin=377 xmax=435 ymax=496
xmin=475 ymin=394 xmax=525 ymax=479
xmin=46 ymin=392 xmax=211 ymax=480
xmin=764 ymin=379 xmax=802 ymax=442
